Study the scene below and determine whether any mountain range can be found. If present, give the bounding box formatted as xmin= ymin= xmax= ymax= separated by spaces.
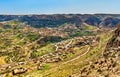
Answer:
xmin=0 ymin=14 xmax=120 ymax=28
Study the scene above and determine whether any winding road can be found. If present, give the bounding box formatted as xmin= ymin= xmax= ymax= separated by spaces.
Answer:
xmin=63 ymin=46 xmax=91 ymax=64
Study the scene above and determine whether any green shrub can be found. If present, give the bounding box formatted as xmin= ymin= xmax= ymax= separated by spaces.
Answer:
xmin=27 ymin=33 xmax=39 ymax=41
xmin=42 ymin=64 xmax=51 ymax=70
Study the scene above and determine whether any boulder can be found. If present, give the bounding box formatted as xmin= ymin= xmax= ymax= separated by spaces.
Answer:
xmin=12 ymin=68 xmax=27 ymax=75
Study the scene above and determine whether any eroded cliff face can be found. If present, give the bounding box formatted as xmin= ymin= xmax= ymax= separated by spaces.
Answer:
xmin=105 ymin=23 xmax=120 ymax=49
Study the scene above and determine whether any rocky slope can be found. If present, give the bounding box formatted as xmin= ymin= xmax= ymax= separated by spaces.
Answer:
xmin=0 ymin=14 xmax=120 ymax=28
xmin=74 ymin=23 xmax=120 ymax=77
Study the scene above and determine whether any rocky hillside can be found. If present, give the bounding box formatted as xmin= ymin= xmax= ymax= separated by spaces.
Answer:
xmin=0 ymin=14 xmax=120 ymax=28
xmin=74 ymin=23 xmax=120 ymax=77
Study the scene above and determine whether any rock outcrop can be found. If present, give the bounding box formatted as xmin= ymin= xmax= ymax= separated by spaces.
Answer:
xmin=12 ymin=68 xmax=27 ymax=75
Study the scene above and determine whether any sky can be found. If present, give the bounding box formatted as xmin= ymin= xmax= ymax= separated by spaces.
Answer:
xmin=0 ymin=0 xmax=120 ymax=15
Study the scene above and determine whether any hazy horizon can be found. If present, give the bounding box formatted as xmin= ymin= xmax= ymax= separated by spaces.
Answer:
xmin=0 ymin=0 xmax=120 ymax=14
xmin=1 ymin=13 xmax=120 ymax=15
